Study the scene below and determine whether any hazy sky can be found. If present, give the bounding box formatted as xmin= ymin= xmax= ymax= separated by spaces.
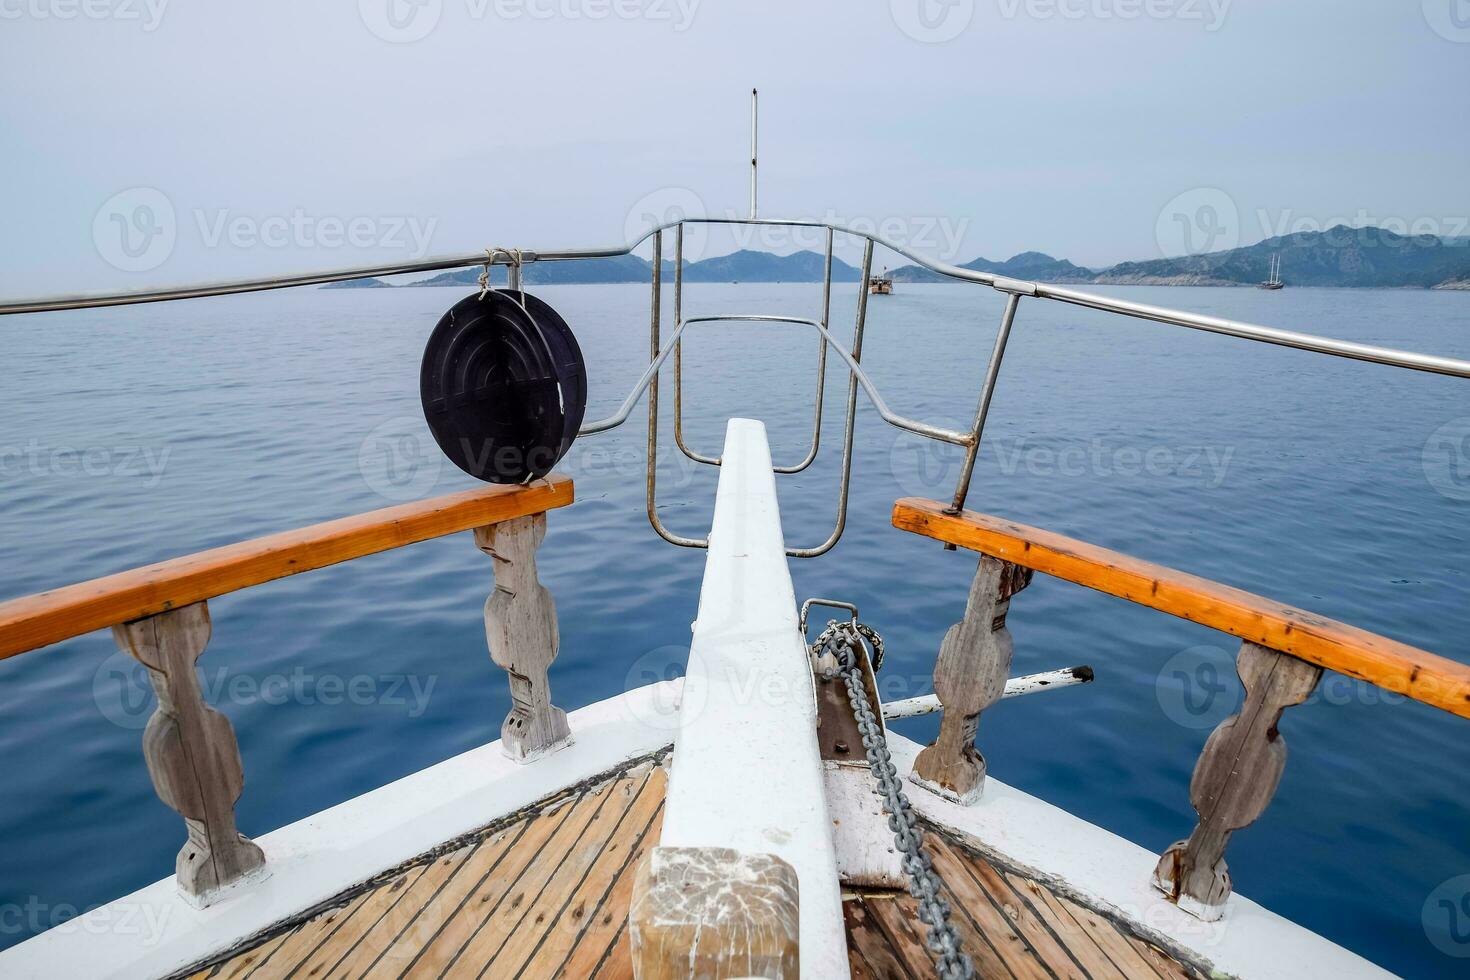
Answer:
xmin=1 ymin=0 xmax=1466 ymax=294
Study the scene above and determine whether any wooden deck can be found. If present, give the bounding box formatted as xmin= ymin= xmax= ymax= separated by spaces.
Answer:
xmin=183 ymin=758 xmax=1209 ymax=980
xmin=843 ymin=843 xmax=1210 ymax=980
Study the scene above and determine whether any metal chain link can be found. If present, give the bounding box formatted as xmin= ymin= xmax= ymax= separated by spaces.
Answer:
xmin=810 ymin=617 xmax=885 ymax=670
xmin=812 ymin=620 xmax=974 ymax=980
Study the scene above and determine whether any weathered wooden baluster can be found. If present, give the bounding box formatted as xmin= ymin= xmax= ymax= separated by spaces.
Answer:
xmin=475 ymin=513 xmax=572 ymax=762
xmin=1152 ymin=640 xmax=1322 ymax=920
xmin=910 ymin=555 xmax=1033 ymax=804
xmin=112 ymin=601 xmax=265 ymax=906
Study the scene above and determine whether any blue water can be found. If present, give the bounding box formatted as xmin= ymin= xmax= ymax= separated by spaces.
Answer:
xmin=0 ymin=282 xmax=1467 ymax=976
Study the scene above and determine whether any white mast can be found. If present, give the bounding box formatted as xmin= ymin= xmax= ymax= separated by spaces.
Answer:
xmin=749 ymin=88 xmax=758 ymax=219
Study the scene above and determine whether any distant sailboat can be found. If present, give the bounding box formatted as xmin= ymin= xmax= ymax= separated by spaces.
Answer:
xmin=1259 ymin=252 xmax=1284 ymax=290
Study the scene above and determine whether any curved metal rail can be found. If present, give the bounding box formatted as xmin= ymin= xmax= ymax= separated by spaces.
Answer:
xmin=8 ymin=215 xmax=1470 ymax=559
xmin=671 ymin=224 xmax=835 ymax=474
xmin=5 ymin=215 xmax=1470 ymax=381
xmin=622 ymin=313 xmax=966 ymax=449
xmin=638 ymin=234 xmax=875 ymax=557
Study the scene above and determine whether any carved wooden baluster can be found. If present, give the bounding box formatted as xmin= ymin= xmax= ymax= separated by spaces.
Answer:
xmin=112 ymin=601 xmax=265 ymax=906
xmin=475 ymin=513 xmax=572 ymax=763
xmin=910 ymin=555 xmax=1032 ymax=804
xmin=1152 ymin=640 xmax=1322 ymax=920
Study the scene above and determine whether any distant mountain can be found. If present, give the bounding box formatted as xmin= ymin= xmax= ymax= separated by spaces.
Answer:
xmin=324 ymin=228 xmax=1470 ymax=291
xmin=406 ymin=249 xmax=859 ymax=288
xmin=322 ymin=277 xmax=392 ymax=288
xmin=890 ymin=251 xmax=1092 ymax=284
xmin=679 ymin=249 xmax=861 ymax=282
xmin=1094 ymin=226 xmax=1470 ymax=288
xmin=895 ymin=227 xmax=1470 ymax=288
xmin=417 ymin=254 xmax=652 ymax=287
xmin=979 ymin=251 xmax=1095 ymax=280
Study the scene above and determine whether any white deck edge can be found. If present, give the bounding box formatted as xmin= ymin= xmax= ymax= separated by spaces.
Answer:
xmin=2 ymin=685 xmax=1399 ymax=980
xmin=656 ymin=418 xmax=849 ymax=980
xmin=2 ymin=419 xmax=1393 ymax=980
xmin=886 ymin=732 xmax=1395 ymax=980
xmin=0 ymin=681 xmax=684 ymax=980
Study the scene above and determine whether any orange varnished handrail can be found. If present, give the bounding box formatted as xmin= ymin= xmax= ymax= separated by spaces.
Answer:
xmin=893 ymin=497 xmax=1470 ymax=720
xmin=0 ymin=476 xmax=575 ymax=660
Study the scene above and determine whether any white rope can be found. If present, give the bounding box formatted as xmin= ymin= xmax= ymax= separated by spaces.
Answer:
xmin=477 ymin=247 xmax=528 ymax=309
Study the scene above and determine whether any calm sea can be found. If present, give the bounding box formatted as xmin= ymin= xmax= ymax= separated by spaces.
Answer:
xmin=0 ymin=281 xmax=1467 ymax=976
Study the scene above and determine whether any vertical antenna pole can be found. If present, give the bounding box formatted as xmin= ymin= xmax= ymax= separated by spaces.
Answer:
xmin=750 ymin=88 xmax=758 ymax=219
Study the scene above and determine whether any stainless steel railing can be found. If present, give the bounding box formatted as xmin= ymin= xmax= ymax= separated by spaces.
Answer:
xmin=6 ymin=216 xmax=1470 ymax=557
xmin=4 ymin=215 xmax=1468 ymax=381
xmin=582 ymin=218 xmax=1470 ymax=556
xmin=672 ymin=225 xmax=833 ymax=474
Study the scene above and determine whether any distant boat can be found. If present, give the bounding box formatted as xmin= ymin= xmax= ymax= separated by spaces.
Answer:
xmin=1259 ymin=252 xmax=1284 ymax=290
xmin=868 ymin=267 xmax=894 ymax=295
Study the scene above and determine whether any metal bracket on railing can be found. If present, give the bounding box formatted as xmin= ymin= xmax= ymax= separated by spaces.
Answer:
xmin=989 ymin=276 xmax=1039 ymax=297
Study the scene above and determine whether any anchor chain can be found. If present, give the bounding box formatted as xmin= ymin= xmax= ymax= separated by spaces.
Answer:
xmin=811 ymin=620 xmax=974 ymax=980
xmin=810 ymin=617 xmax=885 ymax=671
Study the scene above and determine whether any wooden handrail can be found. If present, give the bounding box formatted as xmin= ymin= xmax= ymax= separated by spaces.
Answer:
xmin=893 ymin=497 xmax=1470 ymax=719
xmin=0 ymin=476 xmax=574 ymax=661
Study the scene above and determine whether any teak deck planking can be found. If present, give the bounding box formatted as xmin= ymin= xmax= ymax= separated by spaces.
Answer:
xmin=187 ymin=759 xmax=1210 ymax=980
